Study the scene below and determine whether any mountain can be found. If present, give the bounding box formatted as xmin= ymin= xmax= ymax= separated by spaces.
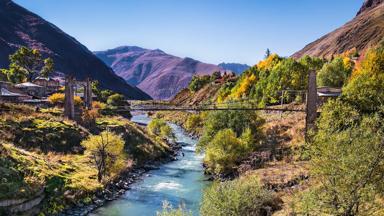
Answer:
xmin=95 ymin=46 xmax=226 ymax=100
xmin=292 ymin=0 xmax=384 ymax=59
xmin=0 ymin=0 xmax=151 ymax=100
xmin=218 ymin=63 xmax=250 ymax=75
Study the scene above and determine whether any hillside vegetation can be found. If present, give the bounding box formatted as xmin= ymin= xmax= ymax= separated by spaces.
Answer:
xmin=0 ymin=103 xmax=172 ymax=215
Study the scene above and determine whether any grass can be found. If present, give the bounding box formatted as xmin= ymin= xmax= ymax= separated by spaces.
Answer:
xmin=0 ymin=103 xmax=173 ymax=214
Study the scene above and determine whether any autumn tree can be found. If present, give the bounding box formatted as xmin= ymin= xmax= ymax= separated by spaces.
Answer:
xmin=1 ymin=47 xmax=54 ymax=83
xmin=81 ymin=131 xmax=126 ymax=182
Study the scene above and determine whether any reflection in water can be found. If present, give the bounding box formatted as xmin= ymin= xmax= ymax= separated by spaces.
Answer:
xmin=91 ymin=114 xmax=208 ymax=216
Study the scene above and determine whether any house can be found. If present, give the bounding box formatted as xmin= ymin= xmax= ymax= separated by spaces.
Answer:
xmin=15 ymin=82 xmax=45 ymax=97
xmin=0 ymin=87 xmax=32 ymax=102
xmin=33 ymin=77 xmax=61 ymax=95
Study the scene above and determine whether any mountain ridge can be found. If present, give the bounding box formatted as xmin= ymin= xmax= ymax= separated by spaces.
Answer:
xmin=292 ymin=0 xmax=384 ymax=59
xmin=95 ymin=46 xmax=226 ymax=100
xmin=0 ymin=0 xmax=151 ymax=99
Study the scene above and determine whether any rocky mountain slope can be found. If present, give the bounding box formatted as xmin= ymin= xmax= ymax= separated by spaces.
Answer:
xmin=0 ymin=0 xmax=151 ymax=99
xmin=292 ymin=0 xmax=384 ymax=59
xmin=95 ymin=46 xmax=226 ymax=100
xmin=218 ymin=63 xmax=250 ymax=75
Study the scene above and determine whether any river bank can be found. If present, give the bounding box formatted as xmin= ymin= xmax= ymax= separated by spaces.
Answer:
xmin=90 ymin=114 xmax=208 ymax=216
xmin=55 ymin=114 xmax=183 ymax=216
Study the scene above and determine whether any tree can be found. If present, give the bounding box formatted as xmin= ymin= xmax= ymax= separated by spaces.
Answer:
xmin=188 ymin=75 xmax=211 ymax=92
xmin=317 ymin=57 xmax=353 ymax=87
xmin=147 ymin=119 xmax=175 ymax=140
xmin=198 ymin=110 xmax=264 ymax=152
xmin=204 ymin=129 xmax=255 ymax=175
xmin=265 ymin=48 xmax=271 ymax=59
xmin=295 ymin=100 xmax=384 ymax=215
xmin=343 ymin=42 xmax=384 ymax=112
xmin=2 ymin=47 xmax=54 ymax=83
xmin=81 ymin=131 xmax=126 ymax=182
xmin=107 ymin=93 xmax=126 ymax=107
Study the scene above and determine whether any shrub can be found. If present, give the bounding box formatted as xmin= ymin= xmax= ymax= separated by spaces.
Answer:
xmin=48 ymin=93 xmax=82 ymax=106
xmin=92 ymin=101 xmax=107 ymax=109
xmin=81 ymin=108 xmax=100 ymax=129
xmin=156 ymin=201 xmax=192 ymax=216
xmin=107 ymin=93 xmax=126 ymax=107
xmin=204 ymin=129 xmax=255 ymax=175
xmin=200 ymin=174 xmax=281 ymax=216
xmin=185 ymin=114 xmax=203 ymax=131
xmin=147 ymin=119 xmax=175 ymax=140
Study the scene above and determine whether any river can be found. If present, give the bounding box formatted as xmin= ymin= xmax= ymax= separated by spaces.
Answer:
xmin=90 ymin=114 xmax=208 ymax=216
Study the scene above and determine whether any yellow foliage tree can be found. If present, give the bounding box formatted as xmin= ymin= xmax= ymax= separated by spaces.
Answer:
xmin=48 ymin=93 xmax=82 ymax=106
xmin=81 ymin=131 xmax=126 ymax=182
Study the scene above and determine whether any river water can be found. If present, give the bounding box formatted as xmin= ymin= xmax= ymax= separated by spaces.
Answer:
xmin=91 ymin=114 xmax=208 ymax=216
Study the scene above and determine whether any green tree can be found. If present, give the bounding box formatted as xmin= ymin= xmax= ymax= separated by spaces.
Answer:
xmin=148 ymin=119 xmax=175 ymax=140
xmin=2 ymin=47 xmax=54 ymax=83
xmin=81 ymin=131 xmax=126 ymax=182
xmin=198 ymin=110 xmax=264 ymax=152
xmin=265 ymin=48 xmax=271 ymax=59
xmin=107 ymin=93 xmax=126 ymax=107
xmin=317 ymin=57 xmax=353 ymax=87
xmin=200 ymin=174 xmax=281 ymax=216
xmin=295 ymin=100 xmax=384 ymax=215
xmin=188 ymin=75 xmax=211 ymax=92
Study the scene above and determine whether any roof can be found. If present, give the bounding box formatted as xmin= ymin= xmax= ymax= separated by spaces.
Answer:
xmin=15 ymin=82 xmax=44 ymax=88
xmin=0 ymin=87 xmax=27 ymax=97
xmin=317 ymin=87 xmax=342 ymax=97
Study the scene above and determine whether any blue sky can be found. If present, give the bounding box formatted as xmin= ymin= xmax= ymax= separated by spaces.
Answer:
xmin=14 ymin=0 xmax=362 ymax=65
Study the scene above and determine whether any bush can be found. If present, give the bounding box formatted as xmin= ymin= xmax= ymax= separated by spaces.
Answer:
xmin=200 ymin=174 xmax=281 ymax=216
xmin=81 ymin=108 xmax=100 ymax=129
xmin=147 ymin=119 xmax=175 ymax=140
xmin=185 ymin=114 xmax=203 ymax=131
xmin=156 ymin=201 xmax=192 ymax=216
xmin=92 ymin=101 xmax=107 ymax=109
xmin=48 ymin=93 xmax=82 ymax=106
xmin=107 ymin=93 xmax=126 ymax=107
xmin=204 ymin=129 xmax=254 ymax=175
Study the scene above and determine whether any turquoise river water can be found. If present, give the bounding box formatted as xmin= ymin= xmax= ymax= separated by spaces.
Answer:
xmin=90 ymin=114 xmax=208 ymax=216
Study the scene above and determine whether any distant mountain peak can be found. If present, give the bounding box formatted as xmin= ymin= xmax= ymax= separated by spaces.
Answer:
xmin=218 ymin=63 xmax=250 ymax=75
xmin=95 ymin=46 xmax=225 ymax=100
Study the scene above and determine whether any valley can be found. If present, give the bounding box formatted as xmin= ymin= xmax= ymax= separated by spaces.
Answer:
xmin=1 ymin=0 xmax=384 ymax=216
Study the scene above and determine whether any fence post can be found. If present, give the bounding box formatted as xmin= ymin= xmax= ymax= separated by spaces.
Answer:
xmin=305 ymin=70 xmax=318 ymax=141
